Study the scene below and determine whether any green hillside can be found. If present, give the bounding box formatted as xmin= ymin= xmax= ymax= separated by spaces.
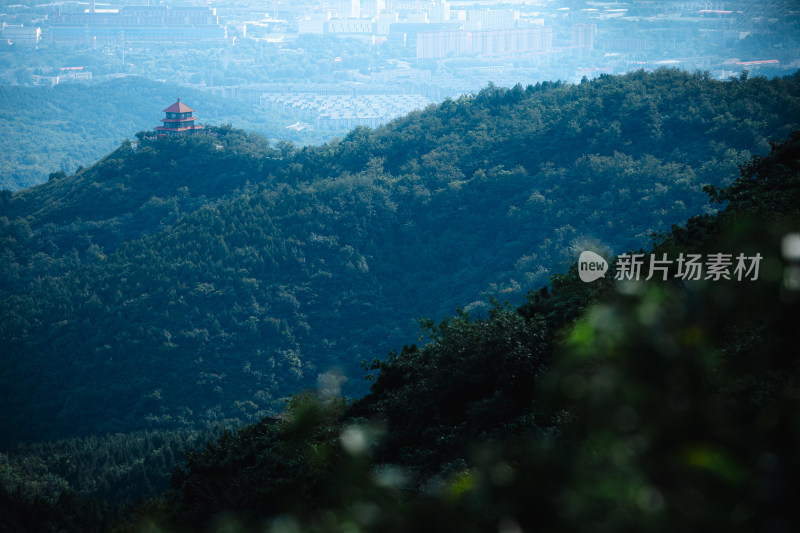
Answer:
xmin=1 ymin=69 xmax=799 ymax=449
xmin=0 ymin=77 xmax=335 ymax=190
xmin=4 ymin=102 xmax=798 ymax=533
xmin=153 ymin=129 xmax=800 ymax=533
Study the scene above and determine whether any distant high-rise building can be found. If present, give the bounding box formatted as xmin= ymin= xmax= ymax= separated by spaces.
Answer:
xmin=465 ymin=9 xmax=516 ymax=31
xmin=1 ymin=24 xmax=42 ymax=47
xmin=429 ymin=0 xmax=450 ymax=23
xmin=298 ymin=13 xmax=330 ymax=34
xmin=376 ymin=12 xmax=398 ymax=34
xmin=361 ymin=0 xmax=385 ymax=19
xmin=340 ymin=0 xmax=361 ymax=18
xmin=417 ymin=26 xmax=551 ymax=58
xmin=572 ymin=23 xmax=596 ymax=49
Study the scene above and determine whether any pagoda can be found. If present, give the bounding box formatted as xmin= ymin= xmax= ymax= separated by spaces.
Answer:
xmin=155 ymin=98 xmax=203 ymax=135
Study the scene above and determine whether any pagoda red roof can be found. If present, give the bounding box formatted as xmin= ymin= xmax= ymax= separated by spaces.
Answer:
xmin=163 ymin=98 xmax=195 ymax=113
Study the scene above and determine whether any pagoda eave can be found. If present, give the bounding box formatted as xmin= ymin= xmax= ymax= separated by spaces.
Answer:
xmin=161 ymin=117 xmax=197 ymax=123
xmin=155 ymin=125 xmax=204 ymax=132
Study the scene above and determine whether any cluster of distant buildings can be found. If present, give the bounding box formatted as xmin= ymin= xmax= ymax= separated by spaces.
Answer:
xmin=1 ymin=0 xmax=785 ymax=65
xmin=32 ymin=65 xmax=92 ymax=86
xmin=1 ymin=0 xmax=585 ymax=59
xmin=47 ymin=4 xmax=225 ymax=44
xmin=2 ymin=1 xmax=794 ymax=125
xmin=294 ymin=0 xmax=562 ymax=59
xmin=1 ymin=3 xmax=224 ymax=47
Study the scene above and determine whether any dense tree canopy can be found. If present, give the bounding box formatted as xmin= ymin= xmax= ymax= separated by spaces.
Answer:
xmin=1 ymin=68 xmax=799 ymax=451
xmin=152 ymin=126 xmax=800 ymax=533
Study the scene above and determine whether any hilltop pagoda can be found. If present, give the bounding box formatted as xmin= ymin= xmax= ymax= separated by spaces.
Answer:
xmin=155 ymin=98 xmax=203 ymax=135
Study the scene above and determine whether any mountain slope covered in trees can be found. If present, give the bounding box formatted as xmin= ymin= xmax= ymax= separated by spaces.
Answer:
xmin=1 ymin=69 xmax=799 ymax=448
xmin=5 ymin=104 xmax=799 ymax=533
xmin=150 ymin=130 xmax=800 ymax=533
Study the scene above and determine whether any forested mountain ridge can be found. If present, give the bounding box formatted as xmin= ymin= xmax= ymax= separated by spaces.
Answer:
xmin=302 ymin=69 xmax=796 ymax=182
xmin=1 ymin=69 xmax=800 ymax=448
